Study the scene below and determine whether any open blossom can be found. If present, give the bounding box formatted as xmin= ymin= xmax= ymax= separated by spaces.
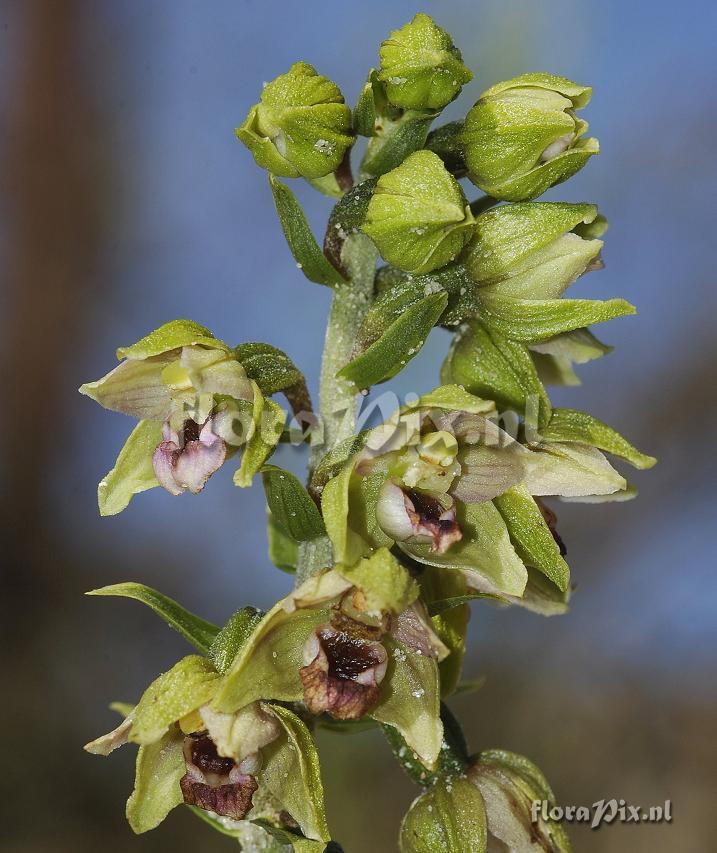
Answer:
xmin=79 ymin=319 xmax=285 ymax=514
xmin=319 ymin=385 xmax=640 ymax=613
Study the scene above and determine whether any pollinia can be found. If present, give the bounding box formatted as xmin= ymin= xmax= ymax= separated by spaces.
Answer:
xmin=81 ymin=13 xmax=655 ymax=852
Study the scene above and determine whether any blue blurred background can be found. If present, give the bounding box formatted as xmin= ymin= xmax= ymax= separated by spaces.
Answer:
xmin=2 ymin=1 xmax=716 ymax=850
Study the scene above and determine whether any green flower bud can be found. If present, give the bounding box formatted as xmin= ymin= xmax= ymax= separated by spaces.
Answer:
xmin=362 ymin=150 xmax=475 ymax=274
xmin=464 ymin=202 xmax=603 ymax=299
xmin=399 ymin=775 xmax=488 ymax=853
xmin=379 ymin=13 xmax=473 ymax=112
xmin=237 ymin=62 xmax=354 ymax=179
xmin=463 ymin=72 xmax=599 ymax=201
xmin=467 ymin=750 xmax=573 ymax=852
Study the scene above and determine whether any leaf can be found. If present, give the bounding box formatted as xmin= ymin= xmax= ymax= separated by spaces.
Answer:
xmin=338 ymin=291 xmax=447 ymax=387
xmin=261 ymin=703 xmax=331 ymax=842
xmin=267 ymin=510 xmax=300 ymax=573
xmin=126 ymin=731 xmax=185 ymax=834
xmin=541 ymin=408 xmax=656 ymax=469
xmin=129 ymin=656 xmax=219 ymax=744
xmin=493 ymin=485 xmax=570 ymax=592
xmin=208 ymin=607 xmax=265 ymax=674
xmin=442 ymin=321 xmax=551 ymax=427
xmin=353 ymin=70 xmax=378 ymax=137
xmin=480 ymin=294 xmax=636 ymax=342
xmin=97 ymin=420 xmax=162 ymax=516
xmin=233 ymin=341 xmax=307 ymax=398
xmin=262 ymin=465 xmax=326 ymax=541
xmin=426 ymin=594 xmax=504 ymax=616
xmin=269 ymin=175 xmax=347 ymax=287
xmin=86 ymin=582 xmax=219 ymax=653
xmin=323 ymin=178 xmax=377 ymax=272
xmin=361 ymin=111 xmax=437 ymax=178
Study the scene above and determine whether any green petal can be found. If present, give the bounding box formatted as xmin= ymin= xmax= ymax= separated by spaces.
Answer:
xmin=260 ymin=704 xmax=331 ymax=841
xmin=269 ymin=176 xmax=347 ymax=287
xmin=126 ymin=730 xmax=185 ymax=834
xmin=129 ymin=655 xmax=219 ymax=744
xmin=234 ymin=390 xmax=285 ymax=487
xmin=116 ymin=319 xmax=225 ymax=360
xmin=213 ymin=602 xmax=328 ymax=712
xmin=493 ymin=485 xmax=569 ymax=592
xmin=371 ymin=637 xmax=443 ymax=768
xmin=542 ymin=408 xmax=656 ymax=469
xmin=96 ymin=420 xmax=162 ymax=515
xmin=86 ymin=582 xmax=219 ymax=653
xmin=399 ymin=775 xmax=487 ymax=853
xmin=337 ymin=548 xmax=418 ymax=615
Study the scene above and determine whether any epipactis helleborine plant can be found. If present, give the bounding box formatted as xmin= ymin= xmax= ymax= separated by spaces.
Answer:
xmin=81 ymin=12 xmax=655 ymax=852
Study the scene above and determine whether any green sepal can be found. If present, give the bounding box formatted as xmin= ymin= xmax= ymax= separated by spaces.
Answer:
xmin=129 ymin=656 xmax=219 ymax=744
xmin=208 ymin=606 xmax=265 ymax=674
xmin=541 ymin=408 xmax=656 ymax=469
xmin=269 ymin=175 xmax=347 ymax=287
xmin=493 ymin=486 xmax=570 ymax=592
xmin=441 ymin=320 xmax=551 ymax=427
xmin=85 ymin=582 xmax=219 ymax=654
xmin=399 ymin=774 xmax=487 ymax=853
xmin=262 ymin=465 xmax=327 ymax=541
xmin=126 ymin=729 xmax=185 ymax=834
xmin=338 ymin=290 xmax=447 ymax=388
xmin=260 ymin=703 xmax=331 ymax=842
xmin=97 ymin=420 xmax=162 ymax=516
xmin=336 ymin=548 xmax=418 ymax=615
xmin=116 ymin=319 xmax=225 ymax=360
xmin=480 ymin=294 xmax=636 ymax=342
xmin=530 ymin=328 xmax=612 ymax=386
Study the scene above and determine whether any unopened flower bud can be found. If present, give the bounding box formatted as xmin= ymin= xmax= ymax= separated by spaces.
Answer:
xmin=463 ymin=72 xmax=599 ymax=201
xmin=378 ymin=13 xmax=472 ymax=112
xmin=362 ymin=150 xmax=475 ymax=274
xmin=237 ymin=61 xmax=354 ymax=179
xmin=464 ymin=202 xmax=603 ymax=299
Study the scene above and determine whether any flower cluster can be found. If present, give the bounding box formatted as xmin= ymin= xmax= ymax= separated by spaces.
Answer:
xmin=82 ymin=11 xmax=654 ymax=852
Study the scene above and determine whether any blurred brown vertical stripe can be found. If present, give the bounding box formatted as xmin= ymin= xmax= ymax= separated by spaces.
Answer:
xmin=3 ymin=1 xmax=101 ymax=551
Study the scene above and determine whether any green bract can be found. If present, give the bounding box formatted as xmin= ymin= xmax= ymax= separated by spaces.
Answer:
xmin=79 ymin=320 xmax=289 ymax=513
xmin=463 ymin=72 xmax=599 ymax=200
xmin=378 ymin=13 xmax=472 ymax=112
xmin=362 ymin=150 xmax=475 ymax=274
xmin=237 ymin=62 xmax=354 ymax=179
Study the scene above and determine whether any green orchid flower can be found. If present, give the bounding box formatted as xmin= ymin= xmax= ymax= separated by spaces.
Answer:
xmin=85 ymin=654 xmax=330 ymax=843
xmin=79 ymin=320 xmax=287 ymax=515
xmin=214 ymin=550 xmax=447 ymax=769
xmin=317 ymin=386 xmax=633 ymax=613
xmin=462 ymin=72 xmax=599 ymax=201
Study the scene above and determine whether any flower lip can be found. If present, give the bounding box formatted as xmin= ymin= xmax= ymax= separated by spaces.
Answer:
xmin=152 ymin=416 xmax=227 ymax=496
xmin=377 ymin=480 xmax=463 ymax=554
xmin=189 ymin=732 xmax=235 ymax=776
xmin=300 ymin=626 xmax=388 ymax=720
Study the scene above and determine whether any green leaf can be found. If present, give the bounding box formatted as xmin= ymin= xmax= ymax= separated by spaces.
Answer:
xmin=233 ymin=341 xmax=306 ymax=396
xmin=261 ymin=704 xmax=331 ymax=842
xmin=542 ymin=408 xmax=656 ymax=469
xmin=126 ymin=731 xmax=185 ymax=834
xmin=339 ymin=291 xmax=447 ymax=387
xmin=323 ymin=178 xmax=377 ymax=272
xmin=480 ymin=294 xmax=636 ymax=342
xmin=399 ymin=775 xmax=487 ymax=853
xmin=441 ymin=321 xmax=551 ymax=427
xmin=426 ymin=594 xmax=504 ymax=615
xmin=86 ymin=582 xmax=219 ymax=653
xmin=208 ymin=607 xmax=265 ymax=674
xmin=361 ymin=111 xmax=437 ymax=178
xmin=116 ymin=319 xmax=225 ymax=360
xmin=493 ymin=485 xmax=570 ymax=592
xmin=262 ymin=465 xmax=326 ymax=541
xmin=353 ymin=70 xmax=378 ymax=137
xmin=371 ymin=637 xmax=443 ymax=769
xmin=129 ymin=656 xmax=220 ymax=744
xmin=269 ymin=175 xmax=347 ymax=287
xmin=97 ymin=420 xmax=162 ymax=516
xmin=268 ymin=510 xmax=300 ymax=573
